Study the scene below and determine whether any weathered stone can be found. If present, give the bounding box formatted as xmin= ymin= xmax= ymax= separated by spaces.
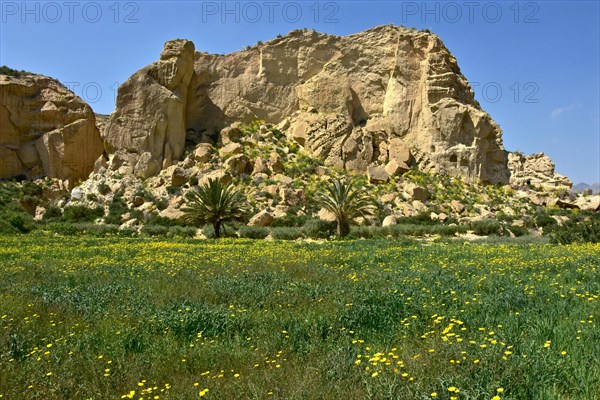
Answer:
xmin=219 ymin=142 xmax=243 ymax=158
xmin=248 ymin=210 xmax=274 ymax=227
xmin=279 ymin=187 xmax=306 ymax=207
xmin=508 ymin=152 xmax=571 ymax=191
xmin=367 ymin=165 xmax=389 ymax=184
xmin=268 ymin=153 xmax=284 ymax=174
xmin=381 ymin=193 xmax=397 ymax=203
xmin=219 ymin=125 xmax=242 ymax=146
xmin=382 ymin=215 xmax=397 ymax=227
xmin=252 ymin=157 xmax=270 ymax=175
xmin=103 ymin=40 xmax=196 ymax=175
xmin=224 ymin=154 xmax=249 ymax=175
xmin=167 ymin=166 xmax=188 ymax=187
xmin=318 ymin=208 xmax=337 ymax=222
xmin=384 ymin=158 xmax=409 ymax=177
xmin=450 ymin=200 xmax=465 ymax=214
xmin=405 ymin=183 xmax=430 ymax=201
xmin=194 ymin=144 xmax=213 ymax=163
xmin=0 ymin=73 xmax=103 ymax=180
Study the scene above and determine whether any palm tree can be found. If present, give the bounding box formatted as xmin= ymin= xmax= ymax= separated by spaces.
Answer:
xmin=182 ymin=178 xmax=247 ymax=238
xmin=316 ymin=178 xmax=374 ymax=238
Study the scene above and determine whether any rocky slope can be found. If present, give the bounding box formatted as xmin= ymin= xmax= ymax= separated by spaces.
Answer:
xmin=0 ymin=71 xmax=103 ymax=181
xmin=103 ymin=26 xmax=511 ymax=185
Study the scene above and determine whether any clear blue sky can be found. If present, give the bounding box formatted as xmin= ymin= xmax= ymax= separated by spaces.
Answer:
xmin=1 ymin=0 xmax=598 ymax=183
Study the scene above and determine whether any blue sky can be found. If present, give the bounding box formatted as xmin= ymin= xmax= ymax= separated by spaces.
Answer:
xmin=1 ymin=0 xmax=598 ymax=183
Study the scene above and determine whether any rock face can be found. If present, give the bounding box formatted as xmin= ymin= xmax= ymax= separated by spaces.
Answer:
xmin=0 ymin=73 xmax=103 ymax=180
xmin=508 ymin=152 xmax=572 ymax=190
xmin=103 ymin=39 xmax=196 ymax=178
xmin=184 ymin=26 xmax=509 ymax=184
xmin=100 ymin=26 xmax=570 ymax=186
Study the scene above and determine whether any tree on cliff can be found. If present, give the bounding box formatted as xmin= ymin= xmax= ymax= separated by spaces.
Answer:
xmin=182 ymin=178 xmax=247 ymax=239
xmin=316 ymin=178 xmax=374 ymax=238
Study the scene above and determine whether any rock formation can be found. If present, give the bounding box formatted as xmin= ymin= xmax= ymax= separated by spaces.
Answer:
xmin=102 ymin=39 xmax=196 ymax=178
xmin=0 ymin=73 xmax=103 ymax=180
xmin=508 ymin=152 xmax=572 ymax=190
xmin=103 ymin=26 xmax=510 ymax=184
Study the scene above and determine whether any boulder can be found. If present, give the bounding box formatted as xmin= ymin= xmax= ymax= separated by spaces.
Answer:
xmin=279 ymin=188 xmax=306 ymax=207
xmin=384 ymin=159 xmax=410 ymax=177
xmin=219 ymin=142 xmax=243 ymax=158
xmin=450 ymin=200 xmax=465 ymax=214
xmin=382 ymin=215 xmax=397 ymax=227
xmin=405 ymin=183 xmax=430 ymax=201
xmin=224 ymin=154 xmax=249 ymax=175
xmin=248 ymin=210 xmax=274 ymax=227
xmin=367 ymin=165 xmax=389 ymax=184
xmin=219 ymin=125 xmax=242 ymax=146
xmin=194 ymin=144 xmax=213 ymax=163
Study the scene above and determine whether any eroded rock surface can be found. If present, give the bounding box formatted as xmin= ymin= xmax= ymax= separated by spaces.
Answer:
xmin=0 ymin=73 xmax=103 ymax=180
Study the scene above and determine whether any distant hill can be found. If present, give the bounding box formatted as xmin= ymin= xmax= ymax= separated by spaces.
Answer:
xmin=573 ymin=182 xmax=600 ymax=194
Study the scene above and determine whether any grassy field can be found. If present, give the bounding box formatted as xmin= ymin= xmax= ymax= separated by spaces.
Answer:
xmin=0 ymin=235 xmax=599 ymax=400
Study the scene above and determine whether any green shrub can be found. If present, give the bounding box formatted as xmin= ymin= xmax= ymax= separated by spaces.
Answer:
xmin=470 ymin=219 xmax=502 ymax=236
xmin=167 ymin=226 xmax=198 ymax=238
xmin=550 ymin=214 xmax=600 ymax=244
xmin=238 ymin=225 xmax=269 ymax=239
xmin=46 ymin=222 xmax=79 ymax=236
xmin=140 ymin=225 xmax=170 ymax=237
xmin=270 ymin=227 xmax=304 ymax=240
xmin=62 ymin=205 xmax=104 ymax=223
xmin=507 ymin=225 xmax=529 ymax=237
xmin=147 ymin=216 xmax=185 ymax=227
xmin=105 ymin=197 xmax=128 ymax=225
xmin=0 ymin=218 xmax=18 ymax=234
xmin=270 ymin=213 xmax=310 ymax=227
xmin=535 ymin=212 xmax=557 ymax=229
xmin=97 ymin=183 xmax=111 ymax=195
xmin=43 ymin=207 xmax=62 ymax=220
xmin=302 ymin=219 xmax=335 ymax=239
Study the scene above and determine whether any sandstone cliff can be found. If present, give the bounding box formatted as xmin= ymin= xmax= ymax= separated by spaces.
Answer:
xmin=103 ymin=26 xmax=510 ymax=184
xmin=0 ymin=72 xmax=103 ymax=181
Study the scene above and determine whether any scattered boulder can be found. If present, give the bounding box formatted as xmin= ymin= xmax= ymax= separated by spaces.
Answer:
xmin=248 ymin=210 xmax=274 ymax=227
xmin=405 ymin=183 xmax=430 ymax=201
xmin=219 ymin=143 xmax=243 ymax=158
xmin=279 ymin=188 xmax=306 ymax=207
xmin=450 ymin=200 xmax=465 ymax=214
xmin=384 ymin=159 xmax=410 ymax=177
xmin=367 ymin=165 xmax=389 ymax=184
xmin=194 ymin=144 xmax=213 ymax=163
xmin=382 ymin=215 xmax=397 ymax=227
xmin=224 ymin=154 xmax=249 ymax=175
xmin=219 ymin=125 xmax=242 ymax=146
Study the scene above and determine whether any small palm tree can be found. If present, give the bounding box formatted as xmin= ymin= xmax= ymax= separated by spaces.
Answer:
xmin=316 ymin=178 xmax=374 ymax=238
xmin=182 ymin=178 xmax=247 ymax=238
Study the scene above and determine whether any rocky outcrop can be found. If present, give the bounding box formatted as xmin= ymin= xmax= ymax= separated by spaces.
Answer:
xmin=103 ymin=39 xmax=196 ymax=178
xmin=508 ymin=152 xmax=572 ymax=190
xmin=0 ymin=73 xmax=103 ymax=180
xmin=184 ymin=26 xmax=509 ymax=184
xmin=100 ymin=26 xmax=572 ymax=187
